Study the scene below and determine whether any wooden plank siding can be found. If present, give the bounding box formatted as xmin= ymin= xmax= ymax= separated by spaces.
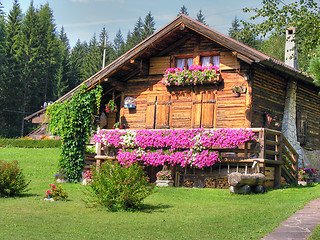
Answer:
xmin=296 ymin=82 xmax=320 ymax=149
xmin=251 ymin=67 xmax=287 ymax=128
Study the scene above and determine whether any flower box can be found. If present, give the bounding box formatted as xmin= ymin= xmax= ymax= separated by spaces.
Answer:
xmin=156 ymin=180 xmax=174 ymax=187
xmin=162 ymin=65 xmax=221 ymax=86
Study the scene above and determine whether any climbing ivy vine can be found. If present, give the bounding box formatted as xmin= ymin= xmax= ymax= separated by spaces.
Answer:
xmin=46 ymin=84 xmax=102 ymax=182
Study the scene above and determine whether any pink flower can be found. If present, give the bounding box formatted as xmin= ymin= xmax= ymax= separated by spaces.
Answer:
xmin=52 ymin=185 xmax=56 ymax=188
xmin=46 ymin=190 xmax=50 ymax=195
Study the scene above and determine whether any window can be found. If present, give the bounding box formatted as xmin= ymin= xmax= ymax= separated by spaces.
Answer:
xmin=200 ymin=56 xmax=220 ymax=67
xmin=176 ymin=58 xmax=193 ymax=69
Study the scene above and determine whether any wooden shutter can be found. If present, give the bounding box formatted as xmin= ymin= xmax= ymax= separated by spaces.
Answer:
xmin=191 ymin=91 xmax=203 ymax=128
xmin=201 ymin=91 xmax=215 ymax=128
xmin=146 ymin=95 xmax=156 ymax=129
xmin=155 ymin=94 xmax=171 ymax=129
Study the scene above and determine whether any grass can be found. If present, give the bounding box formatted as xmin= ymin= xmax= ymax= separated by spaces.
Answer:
xmin=1 ymin=147 xmax=320 ymax=240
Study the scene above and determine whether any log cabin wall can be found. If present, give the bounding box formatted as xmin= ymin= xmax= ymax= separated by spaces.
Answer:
xmin=251 ymin=67 xmax=287 ymax=128
xmin=118 ymin=34 xmax=250 ymax=129
xmin=296 ymin=81 xmax=320 ymax=150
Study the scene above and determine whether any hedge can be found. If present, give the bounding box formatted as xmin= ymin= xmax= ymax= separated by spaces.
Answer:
xmin=0 ymin=138 xmax=61 ymax=148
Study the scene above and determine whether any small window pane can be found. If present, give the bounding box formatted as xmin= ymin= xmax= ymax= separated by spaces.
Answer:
xmin=201 ymin=56 xmax=211 ymax=66
xmin=177 ymin=59 xmax=185 ymax=69
xmin=213 ymin=56 xmax=220 ymax=66
xmin=187 ymin=58 xmax=193 ymax=69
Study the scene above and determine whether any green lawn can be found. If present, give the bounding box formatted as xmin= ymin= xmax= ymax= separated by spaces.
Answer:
xmin=1 ymin=147 xmax=320 ymax=240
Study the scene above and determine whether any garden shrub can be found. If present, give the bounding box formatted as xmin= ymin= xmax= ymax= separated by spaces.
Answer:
xmin=85 ymin=161 xmax=154 ymax=211
xmin=0 ymin=160 xmax=30 ymax=197
xmin=0 ymin=138 xmax=61 ymax=148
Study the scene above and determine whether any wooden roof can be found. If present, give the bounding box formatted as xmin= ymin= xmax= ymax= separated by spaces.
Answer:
xmin=25 ymin=14 xmax=315 ymax=121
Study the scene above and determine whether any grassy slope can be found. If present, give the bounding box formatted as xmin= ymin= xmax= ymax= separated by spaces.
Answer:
xmin=1 ymin=147 xmax=320 ymax=240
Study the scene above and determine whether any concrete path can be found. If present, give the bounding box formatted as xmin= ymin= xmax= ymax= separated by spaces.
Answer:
xmin=261 ymin=198 xmax=320 ymax=240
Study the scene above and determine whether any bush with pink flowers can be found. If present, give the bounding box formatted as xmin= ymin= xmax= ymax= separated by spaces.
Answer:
xmin=45 ymin=184 xmax=68 ymax=201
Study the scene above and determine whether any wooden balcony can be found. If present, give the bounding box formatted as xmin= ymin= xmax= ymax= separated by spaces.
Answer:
xmin=92 ymin=128 xmax=298 ymax=188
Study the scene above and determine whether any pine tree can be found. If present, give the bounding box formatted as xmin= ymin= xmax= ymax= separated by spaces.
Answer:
xmin=0 ymin=1 xmax=8 ymax=136
xmin=228 ymin=16 xmax=261 ymax=49
xmin=99 ymin=26 xmax=113 ymax=66
xmin=196 ymin=9 xmax=207 ymax=25
xmin=55 ymin=27 xmax=71 ymax=99
xmin=82 ymin=34 xmax=102 ymax=80
xmin=1 ymin=0 xmax=24 ymax=137
xmin=70 ymin=39 xmax=88 ymax=84
xmin=178 ymin=5 xmax=188 ymax=16
xmin=113 ymin=29 xmax=125 ymax=58
xmin=142 ymin=11 xmax=155 ymax=39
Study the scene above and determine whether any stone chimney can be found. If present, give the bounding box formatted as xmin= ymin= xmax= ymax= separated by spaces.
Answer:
xmin=285 ymin=27 xmax=298 ymax=69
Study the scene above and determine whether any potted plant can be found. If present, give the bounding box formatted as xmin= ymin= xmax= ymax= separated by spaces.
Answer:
xmin=156 ymin=165 xmax=174 ymax=187
xmin=55 ymin=169 xmax=67 ymax=183
xmin=82 ymin=170 xmax=92 ymax=185
xmin=231 ymin=84 xmax=246 ymax=97
xmin=105 ymin=100 xmax=117 ymax=113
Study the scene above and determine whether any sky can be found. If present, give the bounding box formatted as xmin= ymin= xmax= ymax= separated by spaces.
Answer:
xmin=2 ymin=0 xmax=262 ymax=47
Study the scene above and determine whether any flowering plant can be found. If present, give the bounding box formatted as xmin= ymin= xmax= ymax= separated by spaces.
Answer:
xmin=156 ymin=165 xmax=172 ymax=180
xmin=94 ymin=128 xmax=256 ymax=169
xmin=45 ymin=184 xmax=68 ymax=201
xmin=55 ymin=169 xmax=67 ymax=180
xmin=231 ymin=84 xmax=246 ymax=94
xmin=162 ymin=65 xmax=219 ymax=86
xmin=113 ymin=122 xmax=125 ymax=129
xmin=105 ymin=100 xmax=117 ymax=113
xmin=265 ymin=111 xmax=282 ymax=128
xmin=84 ymin=170 xmax=92 ymax=180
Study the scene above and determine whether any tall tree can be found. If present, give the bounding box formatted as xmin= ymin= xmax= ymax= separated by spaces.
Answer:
xmin=142 ymin=11 xmax=155 ymax=39
xmin=243 ymin=0 xmax=320 ymax=70
xmin=70 ymin=39 xmax=88 ymax=84
xmin=55 ymin=27 xmax=71 ymax=99
xmin=99 ymin=26 xmax=114 ymax=67
xmin=258 ymin=33 xmax=285 ymax=62
xmin=1 ymin=0 xmax=24 ymax=137
xmin=0 ymin=1 xmax=8 ymax=136
xmin=196 ymin=9 xmax=207 ymax=25
xmin=113 ymin=29 xmax=125 ymax=58
xmin=82 ymin=34 xmax=102 ymax=80
xmin=308 ymin=45 xmax=320 ymax=86
xmin=178 ymin=5 xmax=188 ymax=16
xmin=228 ymin=16 xmax=261 ymax=49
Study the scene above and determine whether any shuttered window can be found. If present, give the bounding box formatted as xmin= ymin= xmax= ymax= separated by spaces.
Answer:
xmin=191 ymin=89 xmax=215 ymax=128
xmin=145 ymin=94 xmax=171 ymax=129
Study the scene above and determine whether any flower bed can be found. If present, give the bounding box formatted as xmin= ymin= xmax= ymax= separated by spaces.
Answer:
xmin=94 ymin=128 xmax=256 ymax=168
xmin=162 ymin=65 xmax=220 ymax=86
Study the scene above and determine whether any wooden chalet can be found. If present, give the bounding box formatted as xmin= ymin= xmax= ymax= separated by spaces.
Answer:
xmin=26 ymin=15 xmax=320 ymax=188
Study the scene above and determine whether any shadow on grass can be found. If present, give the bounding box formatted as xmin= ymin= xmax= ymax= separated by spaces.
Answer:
xmin=140 ymin=203 xmax=173 ymax=213
xmin=18 ymin=192 xmax=42 ymax=198
xmin=266 ymin=182 xmax=318 ymax=193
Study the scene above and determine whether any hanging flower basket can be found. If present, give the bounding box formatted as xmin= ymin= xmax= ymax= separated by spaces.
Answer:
xmin=105 ymin=100 xmax=117 ymax=114
xmin=231 ymin=84 xmax=246 ymax=97
xmin=162 ymin=65 xmax=221 ymax=86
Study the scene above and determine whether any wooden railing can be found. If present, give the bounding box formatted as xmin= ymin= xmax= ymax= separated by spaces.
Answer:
xmin=94 ymin=128 xmax=299 ymax=186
